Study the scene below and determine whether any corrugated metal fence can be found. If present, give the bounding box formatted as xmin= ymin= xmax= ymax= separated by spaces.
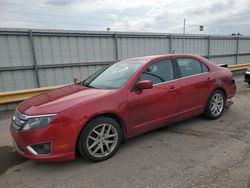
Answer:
xmin=0 ymin=28 xmax=250 ymax=110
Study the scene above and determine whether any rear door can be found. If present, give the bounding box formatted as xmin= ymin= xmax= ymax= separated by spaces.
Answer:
xmin=174 ymin=57 xmax=214 ymax=118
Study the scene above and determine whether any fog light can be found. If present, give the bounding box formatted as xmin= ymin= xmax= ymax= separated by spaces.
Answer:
xmin=28 ymin=142 xmax=51 ymax=155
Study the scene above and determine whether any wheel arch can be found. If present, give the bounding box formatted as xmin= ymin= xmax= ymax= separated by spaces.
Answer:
xmin=98 ymin=113 xmax=127 ymax=139
xmin=204 ymin=87 xmax=227 ymax=112
xmin=75 ymin=113 xmax=127 ymax=153
xmin=204 ymin=87 xmax=227 ymax=119
xmin=213 ymin=87 xmax=227 ymax=99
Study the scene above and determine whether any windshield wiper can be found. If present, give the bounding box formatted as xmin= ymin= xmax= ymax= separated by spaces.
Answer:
xmin=85 ymin=85 xmax=97 ymax=88
xmin=81 ymin=82 xmax=97 ymax=89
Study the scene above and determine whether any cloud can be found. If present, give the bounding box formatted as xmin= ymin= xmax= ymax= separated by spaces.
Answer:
xmin=0 ymin=0 xmax=249 ymax=35
xmin=109 ymin=0 xmax=250 ymax=34
xmin=43 ymin=0 xmax=80 ymax=6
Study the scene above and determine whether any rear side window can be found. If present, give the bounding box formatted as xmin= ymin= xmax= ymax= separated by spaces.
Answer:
xmin=176 ymin=58 xmax=208 ymax=77
xmin=140 ymin=59 xmax=174 ymax=84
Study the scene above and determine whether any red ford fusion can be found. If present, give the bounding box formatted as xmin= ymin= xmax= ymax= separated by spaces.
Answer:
xmin=10 ymin=54 xmax=236 ymax=162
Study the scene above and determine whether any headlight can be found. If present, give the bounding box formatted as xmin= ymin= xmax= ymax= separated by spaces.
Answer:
xmin=22 ymin=115 xmax=56 ymax=131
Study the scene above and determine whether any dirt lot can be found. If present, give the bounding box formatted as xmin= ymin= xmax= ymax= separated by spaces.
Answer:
xmin=0 ymin=76 xmax=249 ymax=188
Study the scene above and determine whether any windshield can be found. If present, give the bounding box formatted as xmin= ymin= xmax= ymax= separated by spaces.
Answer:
xmin=82 ymin=60 xmax=145 ymax=89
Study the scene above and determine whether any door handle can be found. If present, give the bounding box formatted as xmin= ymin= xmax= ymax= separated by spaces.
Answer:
xmin=206 ymin=77 xmax=214 ymax=82
xmin=169 ymin=85 xmax=177 ymax=92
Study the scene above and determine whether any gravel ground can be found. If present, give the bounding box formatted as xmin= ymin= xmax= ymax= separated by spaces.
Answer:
xmin=0 ymin=76 xmax=249 ymax=188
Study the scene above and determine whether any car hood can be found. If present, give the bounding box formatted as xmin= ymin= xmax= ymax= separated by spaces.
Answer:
xmin=18 ymin=85 xmax=112 ymax=115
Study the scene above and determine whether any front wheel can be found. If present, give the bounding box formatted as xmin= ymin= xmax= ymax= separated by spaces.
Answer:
xmin=77 ymin=116 xmax=122 ymax=162
xmin=204 ymin=89 xmax=225 ymax=119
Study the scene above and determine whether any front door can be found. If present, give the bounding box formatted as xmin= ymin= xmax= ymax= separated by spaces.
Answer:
xmin=127 ymin=59 xmax=181 ymax=136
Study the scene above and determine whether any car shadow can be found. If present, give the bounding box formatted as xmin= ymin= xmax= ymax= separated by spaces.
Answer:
xmin=0 ymin=146 xmax=28 ymax=175
xmin=2 ymin=115 xmax=217 ymax=173
xmin=28 ymin=116 xmax=207 ymax=167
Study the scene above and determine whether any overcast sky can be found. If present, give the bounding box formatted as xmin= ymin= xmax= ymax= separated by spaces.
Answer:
xmin=0 ymin=0 xmax=249 ymax=35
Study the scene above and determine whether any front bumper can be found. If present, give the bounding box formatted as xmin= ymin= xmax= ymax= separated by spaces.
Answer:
xmin=10 ymin=126 xmax=75 ymax=162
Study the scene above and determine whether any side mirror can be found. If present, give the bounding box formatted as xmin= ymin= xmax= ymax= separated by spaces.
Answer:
xmin=74 ymin=78 xmax=80 ymax=84
xmin=136 ymin=80 xmax=153 ymax=90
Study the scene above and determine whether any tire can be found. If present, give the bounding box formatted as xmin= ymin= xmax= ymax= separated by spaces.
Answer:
xmin=77 ymin=116 xmax=122 ymax=162
xmin=248 ymin=82 xmax=250 ymax=86
xmin=204 ymin=89 xmax=225 ymax=119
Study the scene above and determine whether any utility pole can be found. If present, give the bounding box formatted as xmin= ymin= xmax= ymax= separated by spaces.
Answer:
xmin=183 ymin=19 xmax=186 ymax=35
xmin=182 ymin=19 xmax=186 ymax=53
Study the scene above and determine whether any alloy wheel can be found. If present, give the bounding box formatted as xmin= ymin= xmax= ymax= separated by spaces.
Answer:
xmin=86 ymin=123 xmax=118 ymax=158
xmin=210 ymin=93 xmax=224 ymax=116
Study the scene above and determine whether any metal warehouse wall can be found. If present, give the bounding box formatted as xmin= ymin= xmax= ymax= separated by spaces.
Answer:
xmin=0 ymin=28 xmax=250 ymax=110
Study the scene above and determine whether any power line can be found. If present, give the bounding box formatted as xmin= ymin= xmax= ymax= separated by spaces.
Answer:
xmin=1 ymin=9 xmax=249 ymax=27
xmin=1 ymin=9 xmax=183 ymax=24
xmin=0 ymin=9 xmax=119 ymax=22
xmin=0 ymin=18 xmax=105 ymax=28
xmin=0 ymin=8 xmax=184 ymax=25
xmin=0 ymin=7 xmax=192 ymax=24
xmin=0 ymin=18 xmax=133 ymax=31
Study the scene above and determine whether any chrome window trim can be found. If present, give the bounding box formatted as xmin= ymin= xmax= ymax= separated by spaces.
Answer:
xmin=153 ymin=79 xmax=177 ymax=86
xmin=153 ymin=72 xmax=209 ymax=86
xmin=176 ymin=72 xmax=209 ymax=80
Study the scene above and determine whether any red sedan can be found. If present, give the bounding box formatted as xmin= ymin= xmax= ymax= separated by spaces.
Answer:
xmin=10 ymin=54 xmax=236 ymax=162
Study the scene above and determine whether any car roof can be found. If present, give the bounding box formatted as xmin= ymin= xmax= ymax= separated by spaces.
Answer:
xmin=124 ymin=54 xmax=204 ymax=64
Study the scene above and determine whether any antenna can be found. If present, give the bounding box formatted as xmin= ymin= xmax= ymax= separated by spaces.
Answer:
xmin=171 ymin=44 xmax=179 ymax=54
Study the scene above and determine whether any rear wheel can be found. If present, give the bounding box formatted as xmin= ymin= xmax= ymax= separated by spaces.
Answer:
xmin=78 ymin=116 xmax=122 ymax=162
xmin=204 ymin=89 xmax=225 ymax=119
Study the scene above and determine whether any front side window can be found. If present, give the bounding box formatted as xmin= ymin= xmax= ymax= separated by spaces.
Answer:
xmin=201 ymin=63 xmax=209 ymax=72
xmin=176 ymin=58 xmax=208 ymax=77
xmin=82 ymin=60 xmax=145 ymax=89
xmin=140 ymin=59 xmax=174 ymax=84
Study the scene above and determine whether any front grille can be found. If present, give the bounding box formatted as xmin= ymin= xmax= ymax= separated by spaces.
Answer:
xmin=11 ymin=110 xmax=27 ymax=130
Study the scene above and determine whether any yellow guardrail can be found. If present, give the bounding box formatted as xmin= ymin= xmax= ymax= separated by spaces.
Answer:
xmin=0 ymin=85 xmax=66 ymax=105
xmin=0 ymin=63 xmax=249 ymax=105
xmin=228 ymin=63 xmax=250 ymax=71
